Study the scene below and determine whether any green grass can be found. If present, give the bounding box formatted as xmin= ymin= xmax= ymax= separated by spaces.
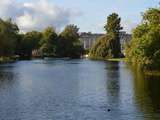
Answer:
xmin=89 ymin=55 xmax=127 ymax=62
xmin=107 ymin=58 xmax=126 ymax=62
xmin=144 ymin=70 xmax=160 ymax=76
xmin=0 ymin=57 xmax=15 ymax=64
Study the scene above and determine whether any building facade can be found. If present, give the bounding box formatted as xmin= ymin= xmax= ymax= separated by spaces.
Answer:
xmin=119 ymin=32 xmax=132 ymax=50
xmin=79 ymin=32 xmax=131 ymax=50
xmin=79 ymin=32 xmax=104 ymax=49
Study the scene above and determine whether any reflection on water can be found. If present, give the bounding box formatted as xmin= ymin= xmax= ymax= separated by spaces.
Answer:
xmin=132 ymin=68 xmax=160 ymax=120
xmin=0 ymin=59 xmax=160 ymax=120
xmin=0 ymin=65 xmax=17 ymax=91
xmin=106 ymin=62 xmax=120 ymax=100
xmin=105 ymin=61 xmax=120 ymax=114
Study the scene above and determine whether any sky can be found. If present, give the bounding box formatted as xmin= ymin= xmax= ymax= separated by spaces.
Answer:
xmin=0 ymin=0 xmax=159 ymax=33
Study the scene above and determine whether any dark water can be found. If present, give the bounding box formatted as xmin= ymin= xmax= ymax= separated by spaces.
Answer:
xmin=0 ymin=59 xmax=160 ymax=120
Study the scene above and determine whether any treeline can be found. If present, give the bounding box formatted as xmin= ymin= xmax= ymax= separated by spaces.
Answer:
xmin=90 ymin=7 xmax=160 ymax=72
xmin=125 ymin=7 xmax=160 ymax=71
xmin=0 ymin=19 xmax=84 ymax=61
xmin=89 ymin=13 xmax=123 ymax=59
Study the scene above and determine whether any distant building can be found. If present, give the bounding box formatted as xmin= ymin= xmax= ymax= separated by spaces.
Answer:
xmin=79 ymin=32 xmax=131 ymax=50
xmin=79 ymin=32 xmax=104 ymax=49
xmin=119 ymin=32 xmax=132 ymax=50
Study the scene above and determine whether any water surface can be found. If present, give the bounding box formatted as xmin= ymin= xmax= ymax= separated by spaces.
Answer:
xmin=0 ymin=59 xmax=160 ymax=120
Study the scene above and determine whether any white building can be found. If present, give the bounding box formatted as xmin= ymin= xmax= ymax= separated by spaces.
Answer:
xmin=119 ymin=32 xmax=132 ymax=50
xmin=79 ymin=32 xmax=104 ymax=49
xmin=79 ymin=32 xmax=131 ymax=50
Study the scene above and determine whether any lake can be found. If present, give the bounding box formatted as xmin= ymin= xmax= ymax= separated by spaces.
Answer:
xmin=0 ymin=59 xmax=160 ymax=120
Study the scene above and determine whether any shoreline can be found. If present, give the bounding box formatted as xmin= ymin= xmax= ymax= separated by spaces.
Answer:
xmin=0 ymin=57 xmax=16 ymax=64
xmin=1 ymin=57 xmax=160 ymax=76
xmin=89 ymin=57 xmax=160 ymax=76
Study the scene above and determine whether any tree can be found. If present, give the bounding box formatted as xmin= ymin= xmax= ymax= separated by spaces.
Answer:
xmin=57 ymin=25 xmax=83 ymax=58
xmin=0 ymin=18 xmax=19 ymax=57
xmin=40 ymin=27 xmax=57 ymax=57
xmin=90 ymin=13 xmax=122 ymax=59
xmin=104 ymin=13 xmax=122 ymax=57
xmin=125 ymin=7 xmax=160 ymax=70
xmin=0 ymin=18 xmax=83 ymax=59
xmin=20 ymin=31 xmax=42 ymax=58
xmin=90 ymin=35 xmax=113 ymax=59
xmin=143 ymin=8 xmax=160 ymax=25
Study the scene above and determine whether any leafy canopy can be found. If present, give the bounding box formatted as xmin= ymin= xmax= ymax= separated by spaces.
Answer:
xmin=90 ymin=13 xmax=122 ymax=59
xmin=125 ymin=7 xmax=160 ymax=70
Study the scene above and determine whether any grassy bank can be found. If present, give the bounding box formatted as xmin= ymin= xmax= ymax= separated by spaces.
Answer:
xmin=89 ymin=56 xmax=126 ymax=62
xmin=90 ymin=56 xmax=160 ymax=76
xmin=144 ymin=70 xmax=160 ymax=76
xmin=0 ymin=56 xmax=18 ymax=64
xmin=107 ymin=58 xmax=126 ymax=62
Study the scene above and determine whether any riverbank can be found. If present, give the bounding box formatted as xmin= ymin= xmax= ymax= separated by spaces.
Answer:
xmin=144 ymin=70 xmax=160 ymax=76
xmin=109 ymin=58 xmax=160 ymax=76
xmin=89 ymin=56 xmax=160 ymax=76
xmin=0 ymin=56 xmax=19 ymax=64
xmin=89 ymin=56 xmax=126 ymax=62
xmin=107 ymin=58 xmax=126 ymax=62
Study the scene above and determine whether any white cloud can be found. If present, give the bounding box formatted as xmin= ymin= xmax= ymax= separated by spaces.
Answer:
xmin=0 ymin=0 xmax=77 ymax=32
xmin=16 ymin=12 xmax=36 ymax=30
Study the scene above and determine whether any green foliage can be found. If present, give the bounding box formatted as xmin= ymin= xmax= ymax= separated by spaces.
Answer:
xmin=143 ymin=8 xmax=160 ymax=25
xmin=57 ymin=25 xmax=83 ymax=58
xmin=20 ymin=31 xmax=42 ymax=58
xmin=84 ymin=48 xmax=90 ymax=54
xmin=60 ymin=25 xmax=79 ymax=41
xmin=0 ymin=18 xmax=83 ymax=60
xmin=40 ymin=27 xmax=57 ymax=57
xmin=104 ymin=13 xmax=122 ymax=33
xmin=0 ymin=19 xmax=19 ymax=57
xmin=90 ymin=13 xmax=122 ymax=59
xmin=125 ymin=7 xmax=160 ymax=70
xmin=90 ymin=35 xmax=112 ymax=59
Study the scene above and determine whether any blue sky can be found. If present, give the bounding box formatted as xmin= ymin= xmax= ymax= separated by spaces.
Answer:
xmin=1 ymin=0 xmax=159 ymax=33
xmin=52 ymin=0 xmax=159 ymax=32
xmin=48 ymin=0 xmax=159 ymax=33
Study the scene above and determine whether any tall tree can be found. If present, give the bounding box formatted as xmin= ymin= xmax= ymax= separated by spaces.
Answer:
xmin=90 ymin=13 xmax=122 ymax=59
xmin=125 ymin=7 xmax=160 ymax=70
xmin=143 ymin=8 xmax=160 ymax=25
xmin=58 ymin=25 xmax=83 ymax=58
xmin=40 ymin=27 xmax=58 ymax=57
xmin=20 ymin=31 xmax=42 ymax=58
xmin=0 ymin=18 xmax=19 ymax=57
xmin=104 ymin=13 xmax=122 ymax=57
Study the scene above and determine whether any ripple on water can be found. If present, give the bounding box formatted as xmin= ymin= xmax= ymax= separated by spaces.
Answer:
xmin=0 ymin=59 xmax=160 ymax=120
